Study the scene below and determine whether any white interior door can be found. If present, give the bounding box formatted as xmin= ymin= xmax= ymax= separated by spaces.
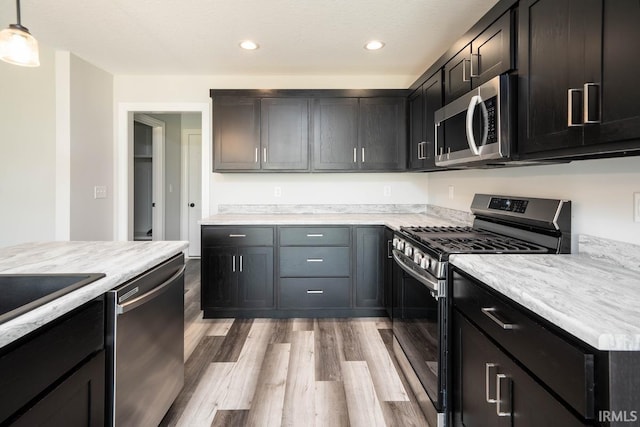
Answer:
xmin=186 ymin=131 xmax=202 ymax=257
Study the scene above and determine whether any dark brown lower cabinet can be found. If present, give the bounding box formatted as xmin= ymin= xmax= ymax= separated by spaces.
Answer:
xmin=354 ymin=226 xmax=385 ymax=308
xmin=10 ymin=351 xmax=105 ymax=427
xmin=452 ymin=311 xmax=585 ymax=427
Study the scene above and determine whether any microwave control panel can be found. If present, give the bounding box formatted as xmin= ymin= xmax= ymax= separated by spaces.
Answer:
xmin=485 ymin=97 xmax=497 ymax=144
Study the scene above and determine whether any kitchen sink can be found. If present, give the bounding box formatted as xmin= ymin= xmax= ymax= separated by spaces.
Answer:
xmin=0 ymin=273 xmax=105 ymax=324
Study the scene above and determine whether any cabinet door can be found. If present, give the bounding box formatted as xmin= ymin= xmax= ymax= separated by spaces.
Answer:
xmin=596 ymin=1 xmax=640 ymax=147
xmin=422 ymin=72 xmax=444 ymax=171
xmin=238 ymin=247 xmax=274 ymax=308
xmin=444 ymin=47 xmax=472 ymax=104
xmin=408 ymin=86 xmax=426 ymax=170
xmin=213 ymin=97 xmax=261 ymax=170
xmin=517 ymin=0 xmax=601 ymax=158
xmin=201 ymin=247 xmax=236 ymax=308
xmin=471 ymin=11 xmax=513 ymax=87
xmin=312 ymin=98 xmax=359 ymax=170
xmin=452 ymin=312 xmax=585 ymax=427
xmin=261 ymin=98 xmax=309 ymax=170
xmin=383 ymin=227 xmax=394 ymax=317
xmin=354 ymin=227 xmax=385 ymax=308
xmin=358 ymin=98 xmax=407 ymax=171
xmin=11 ymin=350 xmax=105 ymax=427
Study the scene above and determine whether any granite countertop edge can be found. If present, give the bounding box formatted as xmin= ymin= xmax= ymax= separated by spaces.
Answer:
xmin=449 ymin=253 xmax=640 ymax=352
xmin=0 ymin=241 xmax=188 ymax=350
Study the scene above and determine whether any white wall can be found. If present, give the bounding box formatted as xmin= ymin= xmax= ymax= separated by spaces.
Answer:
xmin=0 ymin=45 xmax=57 ymax=247
xmin=428 ymin=157 xmax=640 ymax=245
xmin=68 ymin=54 xmax=114 ymax=240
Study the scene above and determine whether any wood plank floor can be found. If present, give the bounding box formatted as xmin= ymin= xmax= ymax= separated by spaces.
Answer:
xmin=160 ymin=259 xmax=430 ymax=427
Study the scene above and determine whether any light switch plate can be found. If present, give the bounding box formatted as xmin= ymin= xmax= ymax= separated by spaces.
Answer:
xmin=634 ymin=192 xmax=640 ymax=222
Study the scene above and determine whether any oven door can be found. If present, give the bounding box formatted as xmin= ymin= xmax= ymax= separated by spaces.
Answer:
xmin=434 ymin=74 xmax=514 ymax=167
xmin=392 ymin=250 xmax=446 ymax=414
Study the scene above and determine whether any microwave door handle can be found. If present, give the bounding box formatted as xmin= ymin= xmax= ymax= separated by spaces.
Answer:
xmin=465 ymin=95 xmax=481 ymax=155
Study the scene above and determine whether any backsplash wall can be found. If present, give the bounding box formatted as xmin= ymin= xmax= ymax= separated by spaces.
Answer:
xmin=427 ymin=156 xmax=640 ymax=245
xmin=209 ymin=172 xmax=429 ymax=213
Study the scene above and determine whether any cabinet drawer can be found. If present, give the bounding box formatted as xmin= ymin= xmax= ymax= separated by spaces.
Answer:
xmin=280 ymin=278 xmax=350 ymax=308
xmin=452 ymin=270 xmax=595 ymax=418
xmin=280 ymin=247 xmax=350 ymax=277
xmin=279 ymin=227 xmax=350 ymax=246
xmin=202 ymin=226 xmax=274 ymax=246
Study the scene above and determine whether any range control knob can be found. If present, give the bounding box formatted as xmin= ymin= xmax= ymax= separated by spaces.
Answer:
xmin=420 ymin=257 xmax=430 ymax=270
xmin=392 ymin=238 xmax=399 ymax=249
xmin=413 ymin=251 xmax=423 ymax=264
xmin=397 ymin=239 xmax=405 ymax=250
xmin=404 ymin=245 xmax=413 ymax=257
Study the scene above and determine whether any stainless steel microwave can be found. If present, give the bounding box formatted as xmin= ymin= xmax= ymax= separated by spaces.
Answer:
xmin=434 ymin=74 xmax=515 ymax=167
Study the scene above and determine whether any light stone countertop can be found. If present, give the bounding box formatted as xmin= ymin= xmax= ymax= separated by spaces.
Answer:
xmin=0 ymin=241 xmax=188 ymax=349
xmin=199 ymin=213 xmax=462 ymax=230
xmin=449 ymin=253 xmax=640 ymax=351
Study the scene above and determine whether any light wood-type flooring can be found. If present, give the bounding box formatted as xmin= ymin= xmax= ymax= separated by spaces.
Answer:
xmin=159 ymin=259 xmax=430 ymax=427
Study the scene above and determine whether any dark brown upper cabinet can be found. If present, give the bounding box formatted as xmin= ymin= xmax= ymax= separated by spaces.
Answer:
xmin=358 ymin=97 xmax=407 ymax=171
xmin=444 ymin=11 xmax=513 ymax=104
xmin=261 ymin=98 xmax=309 ymax=170
xmin=408 ymin=71 xmax=443 ymax=171
xmin=312 ymin=98 xmax=359 ymax=171
xmin=212 ymin=97 xmax=261 ymax=171
xmin=518 ymin=0 xmax=640 ymax=160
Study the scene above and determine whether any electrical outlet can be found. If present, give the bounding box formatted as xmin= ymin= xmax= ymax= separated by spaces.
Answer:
xmin=448 ymin=185 xmax=455 ymax=200
xmin=274 ymin=186 xmax=282 ymax=198
xmin=383 ymin=185 xmax=392 ymax=197
xmin=634 ymin=192 xmax=640 ymax=222
xmin=94 ymin=186 xmax=107 ymax=199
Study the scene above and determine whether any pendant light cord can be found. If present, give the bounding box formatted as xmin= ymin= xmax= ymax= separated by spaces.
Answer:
xmin=16 ymin=0 xmax=22 ymax=26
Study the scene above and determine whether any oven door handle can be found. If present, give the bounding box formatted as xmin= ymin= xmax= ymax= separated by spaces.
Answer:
xmin=392 ymin=250 xmax=440 ymax=295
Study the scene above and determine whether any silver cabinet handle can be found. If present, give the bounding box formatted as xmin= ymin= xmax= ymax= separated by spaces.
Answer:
xmin=306 ymin=233 xmax=324 ymax=237
xmin=481 ymin=307 xmax=515 ymax=330
xmin=263 ymin=147 xmax=267 ymax=163
xmin=496 ymin=373 xmax=512 ymax=417
xmin=229 ymin=234 xmax=246 ymax=238
xmin=353 ymin=147 xmax=357 ymax=163
xmin=435 ymin=123 xmax=441 ymax=158
xmin=462 ymin=58 xmax=471 ymax=82
xmin=583 ymin=83 xmax=601 ymax=124
xmin=362 ymin=147 xmax=365 ymax=163
xmin=239 ymin=255 xmax=243 ymax=272
xmin=306 ymin=258 xmax=324 ymax=262
xmin=255 ymin=147 xmax=258 ymax=163
xmin=232 ymin=255 xmax=236 ymax=272
xmin=306 ymin=290 xmax=324 ymax=294
xmin=470 ymin=53 xmax=480 ymax=77
xmin=567 ymin=88 xmax=583 ymax=127
xmin=485 ymin=363 xmax=498 ymax=403
xmin=387 ymin=240 xmax=393 ymax=259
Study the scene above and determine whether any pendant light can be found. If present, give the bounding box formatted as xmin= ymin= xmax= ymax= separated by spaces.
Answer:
xmin=0 ymin=0 xmax=40 ymax=67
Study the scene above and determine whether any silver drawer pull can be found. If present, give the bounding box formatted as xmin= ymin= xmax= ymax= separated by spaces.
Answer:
xmin=306 ymin=258 xmax=324 ymax=262
xmin=496 ymin=373 xmax=512 ymax=417
xmin=229 ymin=234 xmax=246 ymax=238
xmin=485 ymin=363 xmax=498 ymax=403
xmin=306 ymin=233 xmax=324 ymax=237
xmin=481 ymin=307 xmax=515 ymax=330
xmin=306 ymin=290 xmax=324 ymax=294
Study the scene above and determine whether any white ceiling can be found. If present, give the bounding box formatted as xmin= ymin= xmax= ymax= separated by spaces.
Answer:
xmin=1 ymin=0 xmax=499 ymax=78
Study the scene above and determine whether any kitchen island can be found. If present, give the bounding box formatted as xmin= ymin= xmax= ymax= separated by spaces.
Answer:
xmin=0 ymin=241 xmax=188 ymax=349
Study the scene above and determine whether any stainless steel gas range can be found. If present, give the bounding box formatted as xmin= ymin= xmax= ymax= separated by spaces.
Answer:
xmin=391 ymin=194 xmax=571 ymax=427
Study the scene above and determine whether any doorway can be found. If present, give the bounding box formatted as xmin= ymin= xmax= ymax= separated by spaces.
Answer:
xmin=116 ymin=103 xmax=209 ymax=256
xmin=133 ymin=114 xmax=165 ymax=241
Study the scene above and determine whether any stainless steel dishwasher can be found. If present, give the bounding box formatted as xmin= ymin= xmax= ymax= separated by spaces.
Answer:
xmin=106 ymin=254 xmax=185 ymax=427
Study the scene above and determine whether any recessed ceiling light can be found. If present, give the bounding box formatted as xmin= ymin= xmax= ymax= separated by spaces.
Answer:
xmin=240 ymin=40 xmax=259 ymax=50
xmin=364 ymin=40 xmax=385 ymax=51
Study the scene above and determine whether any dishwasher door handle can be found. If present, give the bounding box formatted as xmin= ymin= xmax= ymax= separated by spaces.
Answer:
xmin=117 ymin=265 xmax=186 ymax=314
